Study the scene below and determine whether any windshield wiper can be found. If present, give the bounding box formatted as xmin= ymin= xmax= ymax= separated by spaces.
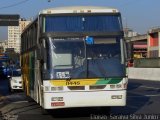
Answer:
xmin=66 ymin=77 xmax=71 ymax=81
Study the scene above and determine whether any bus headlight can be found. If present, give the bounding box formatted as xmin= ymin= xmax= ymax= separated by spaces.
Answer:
xmin=51 ymin=87 xmax=56 ymax=91
xmin=45 ymin=86 xmax=50 ymax=91
xmin=116 ymin=84 xmax=122 ymax=88
xmin=57 ymin=86 xmax=63 ymax=91
xmin=110 ymin=85 xmax=115 ymax=89
xmin=110 ymin=84 xmax=122 ymax=89
xmin=45 ymin=86 xmax=63 ymax=91
xmin=51 ymin=86 xmax=63 ymax=91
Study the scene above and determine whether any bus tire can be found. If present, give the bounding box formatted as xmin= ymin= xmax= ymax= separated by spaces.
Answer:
xmin=41 ymin=108 xmax=48 ymax=115
xmin=10 ymin=88 xmax=14 ymax=93
xmin=93 ymin=107 xmax=111 ymax=115
xmin=100 ymin=107 xmax=111 ymax=115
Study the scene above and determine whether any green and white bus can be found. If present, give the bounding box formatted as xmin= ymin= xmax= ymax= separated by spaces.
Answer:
xmin=21 ymin=6 xmax=128 ymax=109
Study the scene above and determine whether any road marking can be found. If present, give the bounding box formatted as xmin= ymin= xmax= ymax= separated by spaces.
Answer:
xmin=128 ymin=105 xmax=139 ymax=109
xmin=139 ymin=85 xmax=160 ymax=90
xmin=128 ymin=94 xmax=160 ymax=97
xmin=145 ymin=94 xmax=160 ymax=97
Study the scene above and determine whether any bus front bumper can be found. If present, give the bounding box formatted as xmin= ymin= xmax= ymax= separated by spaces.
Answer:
xmin=43 ymin=90 xmax=127 ymax=109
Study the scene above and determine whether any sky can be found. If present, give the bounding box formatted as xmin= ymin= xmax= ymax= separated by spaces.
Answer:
xmin=0 ymin=0 xmax=160 ymax=40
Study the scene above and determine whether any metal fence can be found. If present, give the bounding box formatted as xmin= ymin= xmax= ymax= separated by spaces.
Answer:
xmin=134 ymin=58 xmax=160 ymax=68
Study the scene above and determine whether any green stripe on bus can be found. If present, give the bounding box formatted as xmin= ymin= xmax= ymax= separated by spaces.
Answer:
xmin=95 ymin=78 xmax=123 ymax=85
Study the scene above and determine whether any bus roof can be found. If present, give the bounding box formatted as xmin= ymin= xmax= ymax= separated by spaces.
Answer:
xmin=22 ymin=6 xmax=120 ymax=35
xmin=39 ymin=6 xmax=119 ymax=15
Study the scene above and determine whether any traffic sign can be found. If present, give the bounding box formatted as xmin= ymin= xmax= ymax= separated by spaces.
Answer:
xmin=0 ymin=14 xmax=20 ymax=26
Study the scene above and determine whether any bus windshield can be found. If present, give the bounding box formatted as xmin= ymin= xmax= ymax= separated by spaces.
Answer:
xmin=47 ymin=39 xmax=86 ymax=79
xmin=51 ymin=39 xmax=85 ymax=69
xmin=44 ymin=37 xmax=125 ymax=80
xmin=12 ymin=69 xmax=21 ymax=77
xmin=86 ymin=39 xmax=125 ymax=78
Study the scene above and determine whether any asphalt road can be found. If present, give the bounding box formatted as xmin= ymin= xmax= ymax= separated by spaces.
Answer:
xmin=0 ymin=79 xmax=160 ymax=120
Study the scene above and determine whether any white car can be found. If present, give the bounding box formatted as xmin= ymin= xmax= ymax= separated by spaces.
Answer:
xmin=9 ymin=69 xmax=23 ymax=92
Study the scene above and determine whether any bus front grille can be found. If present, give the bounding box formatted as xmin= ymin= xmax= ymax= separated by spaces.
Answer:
xmin=89 ymin=85 xmax=106 ymax=90
xmin=67 ymin=85 xmax=106 ymax=90
xmin=67 ymin=86 xmax=85 ymax=90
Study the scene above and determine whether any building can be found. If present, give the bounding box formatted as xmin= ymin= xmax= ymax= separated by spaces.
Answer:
xmin=124 ymin=27 xmax=138 ymax=38
xmin=0 ymin=40 xmax=8 ymax=53
xmin=148 ymin=27 xmax=160 ymax=58
xmin=126 ymin=34 xmax=147 ymax=59
xmin=8 ymin=19 xmax=31 ymax=53
xmin=132 ymin=34 xmax=148 ymax=58
xmin=124 ymin=28 xmax=139 ymax=59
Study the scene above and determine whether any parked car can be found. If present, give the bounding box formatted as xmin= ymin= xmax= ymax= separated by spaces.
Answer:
xmin=9 ymin=68 xmax=23 ymax=92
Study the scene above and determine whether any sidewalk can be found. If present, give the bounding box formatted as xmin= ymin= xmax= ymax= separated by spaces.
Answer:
xmin=128 ymin=67 xmax=160 ymax=81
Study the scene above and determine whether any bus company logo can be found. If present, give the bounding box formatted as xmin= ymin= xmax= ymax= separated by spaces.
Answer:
xmin=66 ymin=81 xmax=80 ymax=86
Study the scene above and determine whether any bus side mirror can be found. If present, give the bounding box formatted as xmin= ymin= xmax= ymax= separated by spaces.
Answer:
xmin=41 ymin=47 xmax=47 ymax=63
xmin=36 ymin=45 xmax=47 ymax=63
xmin=36 ymin=45 xmax=41 ymax=60
xmin=37 ymin=39 xmax=47 ymax=62
xmin=41 ymin=39 xmax=47 ymax=63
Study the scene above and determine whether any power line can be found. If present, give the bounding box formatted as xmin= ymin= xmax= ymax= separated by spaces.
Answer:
xmin=48 ymin=0 xmax=53 ymax=2
xmin=0 ymin=0 xmax=30 ymax=10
